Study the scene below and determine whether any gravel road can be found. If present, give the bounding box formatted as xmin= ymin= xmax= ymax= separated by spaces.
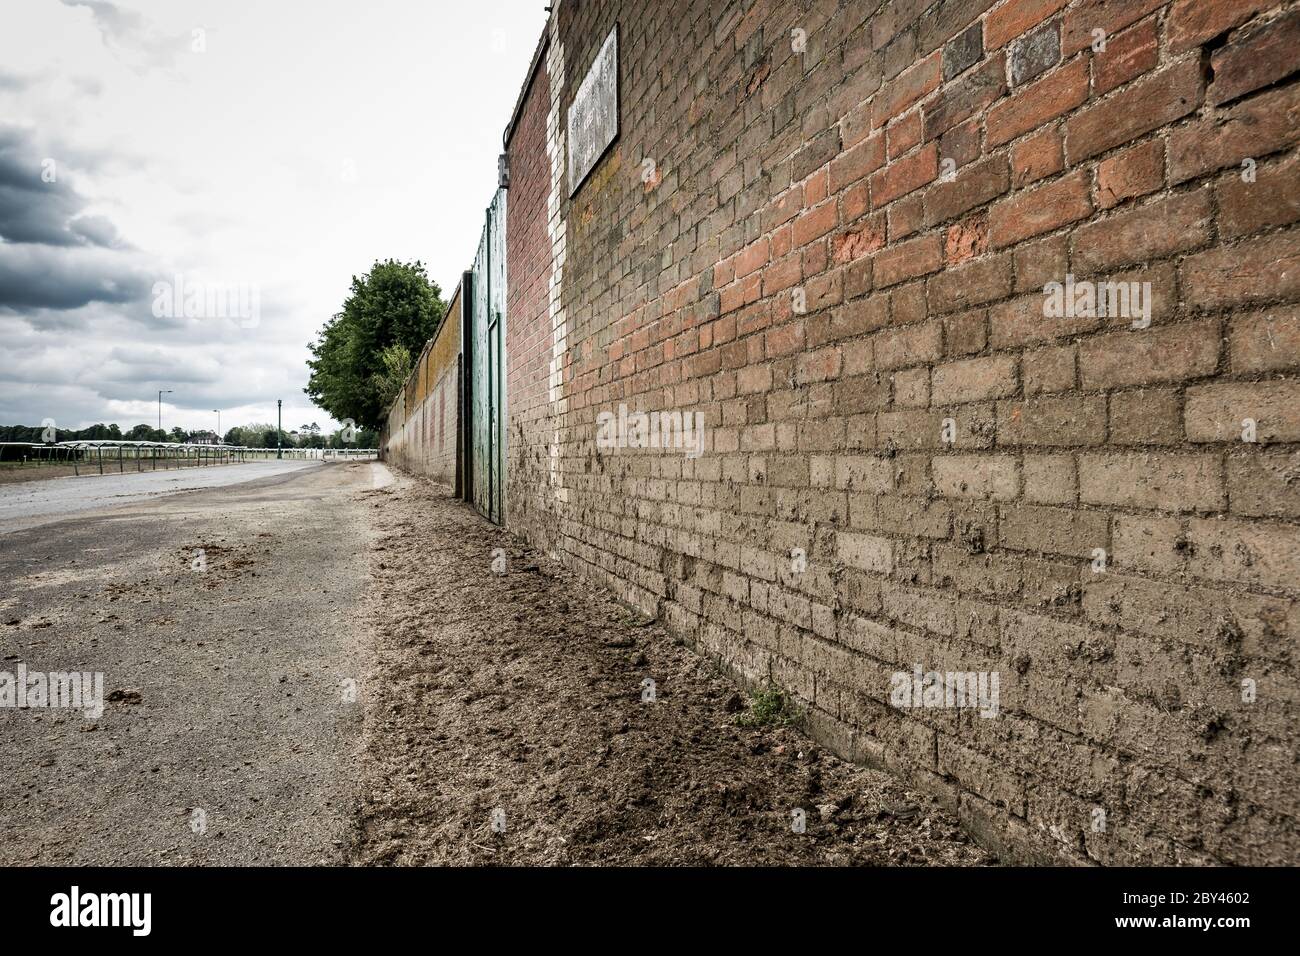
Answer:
xmin=1 ymin=460 xmax=991 ymax=866
xmin=0 ymin=460 xmax=322 ymax=533
xmin=0 ymin=461 xmax=377 ymax=864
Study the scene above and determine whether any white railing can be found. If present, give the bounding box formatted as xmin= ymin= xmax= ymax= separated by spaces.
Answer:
xmin=0 ymin=441 xmax=378 ymax=475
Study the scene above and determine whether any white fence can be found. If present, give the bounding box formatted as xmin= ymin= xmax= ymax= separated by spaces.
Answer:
xmin=0 ymin=441 xmax=378 ymax=475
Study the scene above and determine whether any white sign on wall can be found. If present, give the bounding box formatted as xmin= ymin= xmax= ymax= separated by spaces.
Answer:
xmin=567 ymin=25 xmax=619 ymax=197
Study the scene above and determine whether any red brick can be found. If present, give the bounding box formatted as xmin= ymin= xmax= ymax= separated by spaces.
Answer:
xmin=870 ymin=142 xmax=939 ymax=207
xmin=888 ymin=195 xmax=925 ymax=240
xmin=771 ymin=222 xmax=793 ymax=258
xmin=986 ymin=58 xmax=1089 ymax=148
xmin=719 ymin=273 xmax=761 ymax=314
xmin=842 ymin=179 xmax=871 ymax=223
xmin=927 ymin=253 xmax=1013 ymax=313
xmin=793 ymin=201 xmax=839 ymax=247
xmin=1096 ymin=139 xmax=1164 ymax=209
xmin=874 ymin=234 xmax=943 ymax=288
xmin=891 ymin=281 xmax=928 ymax=326
xmin=872 ymin=51 xmax=942 ymax=128
xmin=1061 ymin=0 xmax=1163 ymax=56
xmin=1092 ymin=18 xmax=1158 ymax=95
xmin=805 ymin=168 xmax=830 ymax=206
xmin=1011 ymin=126 xmax=1064 ymax=187
xmin=945 ymin=308 xmax=989 ymax=356
xmin=939 ymin=118 xmax=981 ymax=169
xmin=763 ymin=254 xmax=803 ymax=296
xmin=831 ymin=218 xmax=887 ymax=263
xmin=1169 ymin=82 xmax=1300 ymax=184
xmin=989 ymin=170 xmax=1092 ymax=248
xmin=1181 ymin=230 xmax=1300 ymax=309
xmin=924 ymin=155 xmax=1011 ymax=227
xmin=830 ymin=134 xmax=887 ymax=192
xmin=1013 ymin=234 xmax=1068 ymax=292
xmin=765 ymin=320 xmax=806 ymax=358
xmin=1229 ymin=306 xmax=1300 ymax=373
xmin=944 ymin=214 xmax=989 ymax=264
xmin=886 ymin=111 xmax=923 ymax=160
xmin=735 ymin=237 xmax=770 ymax=278
xmin=922 ymin=56 xmax=1008 ymax=141
xmin=1167 ymin=0 xmax=1275 ymax=53
xmin=762 ymin=188 xmax=803 ymax=233
xmin=1072 ymin=190 xmax=1211 ymax=273
xmin=1078 ymin=320 xmax=1221 ymax=389
xmin=990 ymin=293 xmax=1095 ymax=347
xmin=1065 ymin=60 xmax=1204 ymax=164
xmin=1216 ymin=152 xmax=1300 ymax=238
xmin=795 ymin=345 xmax=844 ymax=384
xmin=984 ymin=0 xmax=1068 ymax=50
xmin=1209 ymin=7 xmax=1300 ymax=106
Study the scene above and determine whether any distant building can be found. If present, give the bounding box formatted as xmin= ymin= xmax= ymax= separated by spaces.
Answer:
xmin=189 ymin=431 xmax=219 ymax=445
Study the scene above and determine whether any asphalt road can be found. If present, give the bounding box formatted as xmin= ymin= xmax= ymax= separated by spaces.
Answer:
xmin=0 ymin=461 xmax=381 ymax=865
xmin=0 ymin=460 xmax=322 ymax=534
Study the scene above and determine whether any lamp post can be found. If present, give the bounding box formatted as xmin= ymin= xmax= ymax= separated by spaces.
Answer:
xmin=213 ymin=409 xmax=221 ymax=442
xmin=276 ymin=399 xmax=282 ymax=459
xmin=158 ymin=389 xmax=173 ymax=436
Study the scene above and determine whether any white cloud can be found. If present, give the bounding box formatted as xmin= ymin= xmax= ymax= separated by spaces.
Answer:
xmin=0 ymin=0 xmax=549 ymax=432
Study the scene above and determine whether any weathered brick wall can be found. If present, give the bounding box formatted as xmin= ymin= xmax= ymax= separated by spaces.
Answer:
xmin=383 ymin=285 xmax=462 ymax=488
xmin=506 ymin=0 xmax=1300 ymax=864
xmin=505 ymin=43 xmax=559 ymax=546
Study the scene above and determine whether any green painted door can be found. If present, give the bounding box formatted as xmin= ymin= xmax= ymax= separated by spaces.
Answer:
xmin=470 ymin=190 xmax=506 ymax=524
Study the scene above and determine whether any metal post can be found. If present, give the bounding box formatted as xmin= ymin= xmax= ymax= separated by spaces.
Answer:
xmin=276 ymin=399 xmax=282 ymax=460
xmin=158 ymin=388 xmax=173 ymax=434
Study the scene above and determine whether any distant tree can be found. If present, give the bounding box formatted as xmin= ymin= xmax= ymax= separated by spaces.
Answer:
xmin=168 ymin=426 xmax=186 ymax=443
xmin=305 ymin=259 xmax=444 ymax=431
xmin=125 ymin=423 xmax=167 ymax=441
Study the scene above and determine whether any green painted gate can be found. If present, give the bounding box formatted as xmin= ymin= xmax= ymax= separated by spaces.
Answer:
xmin=468 ymin=190 xmax=506 ymax=524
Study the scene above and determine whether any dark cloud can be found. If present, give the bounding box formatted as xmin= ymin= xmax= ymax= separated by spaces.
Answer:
xmin=0 ymin=124 xmax=145 ymax=312
xmin=67 ymin=214 xmax=123 ymax=248
xmin=0 ymin=243 xmax=148 ymax=311
xmin=0 ymin=125 xmax=125 ymax=248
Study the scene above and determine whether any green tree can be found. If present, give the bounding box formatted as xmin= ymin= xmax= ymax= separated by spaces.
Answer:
xmin=126 ymin=424 xmax=166 ymax=442
xmin=305 ymin=259 xmax=444 ymax=431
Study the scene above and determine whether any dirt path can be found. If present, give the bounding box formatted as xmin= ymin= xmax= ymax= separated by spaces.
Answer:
xmin=0 ymin=462 xmax=376 ymax=865
xmin=0 ymin=459 xmax=320 ymax=531
xmin=353 ymin=476 xmax=993 ymax=866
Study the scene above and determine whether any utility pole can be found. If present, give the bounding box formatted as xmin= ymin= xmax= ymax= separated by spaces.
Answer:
xmin=276 ymin=399 xmax=282 ymax=459
xmin=158 ymin=389 xmax=173 ymax=435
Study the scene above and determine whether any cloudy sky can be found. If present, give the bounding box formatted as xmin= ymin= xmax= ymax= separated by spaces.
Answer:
xmin=0 ymin=0 xmax=549 ymax=434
